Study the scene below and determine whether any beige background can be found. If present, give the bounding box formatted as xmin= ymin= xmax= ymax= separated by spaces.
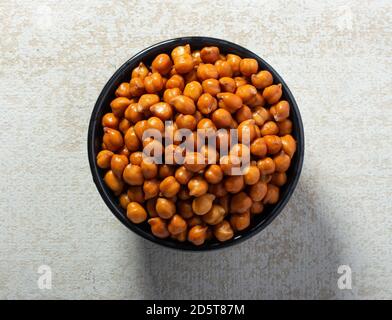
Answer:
xmin=0 ymin=0 xmax=391 ymax=299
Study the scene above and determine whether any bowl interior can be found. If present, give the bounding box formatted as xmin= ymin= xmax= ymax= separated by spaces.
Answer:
xmin=88 ymin=37 xmax=304 ymax=251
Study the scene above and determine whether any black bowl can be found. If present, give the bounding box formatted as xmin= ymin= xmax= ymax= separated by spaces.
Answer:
xmin=88 ymin=36 xmax=304 ymax=251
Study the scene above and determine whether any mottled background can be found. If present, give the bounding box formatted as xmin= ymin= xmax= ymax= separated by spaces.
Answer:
xmin=0 ymin=0 xmax=391 ymax=300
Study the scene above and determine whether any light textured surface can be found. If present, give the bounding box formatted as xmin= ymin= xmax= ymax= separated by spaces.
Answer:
xmin=0 ymin=0 xmax=391 ymax=300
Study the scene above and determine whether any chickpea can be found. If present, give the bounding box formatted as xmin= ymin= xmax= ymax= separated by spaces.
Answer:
xmin=200 ymin=46 xmax=220 ymax=63
xmin=235 ymin=105 xmax=252 ymax=123
xmin=129 ymin=77 xmax=145 ymax=97
xmin=129 ymin=151 xmax=143 ymax=165
xmin=185 ymin=69 xmax=198 ymax=83
xmin=240 ymin=58 xmax=258 ymax=76
xmin=250 ymin=201 xmax=264 ymax=214
xmin=152 ymin=53 xmax=172 ymax=75
xmin=156 ymin=197 xmax=176 ymax=219
xmin=224 ymin=175 xmax=244 ymax=193
xmin=250 ymin=137 xmax=267 ymax=158
xmin=226 ymin=54 xmax=242 ymax=75
xmin=215 ymin=60 xmax=233 ymax=78
xmin=119 ymin=193 xmax=131 ymax=209
xmin=273 ymin=151 xmax=291 ymax=173
xmin=271 ymin=172 xmax=287 ymax=187
xmin=170 ymin=95 xmax=196 ymax=115
xmin=251 ymin=70 xmax=273 ymax=89
xmin=140 ymin=158 xmax=158 ymax=179
xmin=148 ymin=217 xmax=170 ymax=238
xmin=126 ymin=202 xmax=147 ymax=224
xmin=208 ymin=182 xmax=228 ymax=198
xmin=281 ymin=134 xmax=296 ymax=158
xmin=166 ymin=214 xmax=187 ymax=235
xmin=102 ymin=113 xmax=119 ymax=129
xmin=127 ymin=186 xmax=144 ymax=203
xmin=234 ymin=76 xmax=248 ymax=87
xmin=219 ymin=154 xmax=241 ymax=175
xmin=166 ymin=74 xmax=185 ymax=90
xmin=219 ymin=77 xmax=236 ymax=93
xmin=163 ymin=87 xmax=182 ymax=104
xmin=146 ymin=116 xmax=164 ymax=134
xmin=236 ymin=84 xmax=257 ymax=104
xmin=173 ymin=54 xmax=194 ymax=74
xmin=270 ymin=100 xmax=290 ymax=122
xmin=184 ymin=152 xmax=207 ymax=173
xmin=237 ymin=119 xmax=257 ymax=143
xmin=144 ymin=72 xmax=164 ymax=93
xmin=143 ymin=179 xmax=159 ymax=200
xmin=150 ymin=102 xmax=173 ymax=121
xmin=132 ymin=62 xmax=149 ymax=79
xmin=111 ymin=154 xmax=129 ymax=178
xmin=188 ymin=225 xmax=208 ymax=246
xmin=229 ymin=143 xmax=250 ymax=159
xmin=158 ymin=164 xmax=175 ymax=179
xmin=230 ymin=192 xmax=252 ymax=213
xmin=216 ymin=92 xmax=243 ymax=113
xmin=264 ymin=135 xmax=282 ymax=154
xmin=263 ymin=84 xmax=282 ymax=105
xmin=124 ymin=127 xmax=140 ymax=152
xmin=188 ymin=176 xmax=209 ymax=197
xmin=97 ymin=150 xmax=113 ymax=169
xmin=257 ymin=157 xmax=275 ymax=175
xmin=171 ymin=44 xmax=191 ymax=59
xmin=249 ymin=181 xmax=268 ymax=201
xmin=243 ymin=165 xmax=260 ymax=185
xmin=197 ymin=63 xmax=219 ymax=81
xmin=159 ymin=176 xmax=180 ymax=198
xmin=176 ymin=200 xmax=193 ymax=219
xmin=115 ymin=82 xmax=132 ymax=98
xmin=247 ymin=92 xmax=266 ymax=108
xmin=172 ymin=230 xmax=187 ymax=242
xmin=230 ymin=211 xmax=250 ymax=231
xmin=104 ymin=170 xmax=124 ymax=195
xmin=110 ymin=97 xmax=132 ymax=117
xmin=119 ymin=118 xmax=131 ymax=135
xmin=261 ymin=121 xmax=279 ymax=136
xmin=124 ymin=103 xmax=143 ymax=124
xmin=202 ymin=78 xmax=221 ymax=96
xmin=202 ymin=204 xmax=225 ymax=225
xmin=213 ymin=221 xmax=234 ymax=242
xmin=211 ymin=108 xmax=233 ymax=128
xmin=192 ymin=193 xmax=216 ymax=215
xmin=278 ymin=119 xmax=293 ymax=136
xmin=184 ymin=81 xmax=203 ymax=101
xmin=123 ymin=164 xmax=144 ymax=186
xmin=191 ymin=50 xmax=202 ymax=66
xmin=260 ymin=174 xmax=272 ymax=184
xmin=252 ymin=106 xmax=271 ymax=126
xmin=197 ymin=93 xmax=217 ymax=115
xmin=175 ymin=114 xmax=197 ymax=130
xmin=138 ymin=94 xmax=160 ymax=112
xmin=175 ymin=166 xmax=193 ymax=185
xmin=263 ymin=184 xmax=280 ymax=204
xmin=103 ymin=127 xmax=124 ymax=151
xmin=204 ymin=164 xmax=223 ymax=184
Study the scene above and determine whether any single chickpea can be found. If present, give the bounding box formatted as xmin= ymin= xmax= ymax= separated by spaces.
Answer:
xmin=247 ymin=92 xmax=266 ymax=108
xmin=273 ymin=151 xmax=291 ymax=172
xmin=263 ymin=184 xmax=280 ymax=204
xmin=119 ymin=118 xmax=131 ymax=135
xmin=230 ymin=192 xmax=252 ymax=213
xmin=257 ymin=157 xmax=276 ymax=175
xmin=143 ymin=179 xmax=160 ymax=200
xmin=184 ymin=152 xmax=207 ymax=173
xmin=249 ymin=181 xmax=268 ymax=202
xmin=271 ymin=172 xmax=287 ymax=187
xmin=140 ymin=158 xmax=158 ymax=179
xmin=168 ymin=214 xmax=187 ymax=235
xmin=211 ymin=108 xmax=233 ymax=128
xmin=252 ymin=106 xmax=271 ymax=126
xmin=216 ymin=92 xmax=243 ymax=113
xmin=183 ymin=81 xmax=203 ymax=101
xmin=159 ymin=176 xmax=181 ymax=198
xmin=97 ymin=150 xmax=113 ymax=169
xmin=123 ymin=164 xmax=144 ymax=186
xmin=261 ymin=121 xmax=279 ymax=136
xmin=235 ymin=105 xmax=252 ymax=123
xmin=197 ymin=93 xmax=218 ymax=115
xmin=178 ymin=200 xmax=194 ymax=219
xmin=174 ymin=54 xmax=194 ymax=74
xmin=270 ymin=100 xmax=290 ymax=122
xmin=226 ymin=54 xmax=242 ymax=75
xmin=175 ymin=114 xmax=197 ymax=130
xmin=197 ymin=64 xmax=219 ymax=81
xmin=278 ymin=119 xmax=293 ymax=136
xmin=170 ymin=95 xmax=196 ymax=114
xmin=213 ymin=221 xmax=234 ymax=242
xmin=281 ymin=134 xmax=296 ymax=158
xmin=230 ymin=211 xmax=251 ymax=231
xmin=235 ymin=84 xmax=257 ymax=104
xmin=171 ymin=44 xmax=191 ymax=60
xmin=149 ymin=102 xmax=173 ymax=121
xmin=115 ymin=82 xmax=132 ymax=98
xmin=188 ymin=225 xmax=208 ymax=246
xmin=110 ymin=97 xmax=132 ymax=117
xmin=148 ymin=217 xmax=170 ymax=238
xmin=129 ymin=151 xmax=143 ymax=165
xmin=243 ymin=165 xmax=260 ymax=185
xmin=147 ymin=116 xmax=165 ymax=133
xmin=204 ymin=164 xmax=224 ymax=184
xmin=240 ymin=58 xmax=258 ymax=76
xmin=234 ymin=76 xmax=248 ymax=87
xmin=202 ymin=78 xmax=221 ymax=96
xmin=124 ymin=127 xmax=140 ymax=152
xmin=215 ymin=60 xmax=233 ymax=78
xmin=192 ymin=193 xmax=216 ymax=215
xmin=237 ymin=119 xmax=257 ymax=143
xmin=208 ymin=182 xmax=228 ymax=198
xmin=250 ymin=137 xmax=267 ymax=158
xmin=250 ymin=201 xmax=264 ymax=214
xmin=219 ymin=77 xmax=236 ymax=93
xmin=175 ymin=166 xmax=194 ymax=185
xmin=191 ymin=50 xmax=202 ymax=65
xmin=131 ymin=62 xmax=149 ymax=79
xmin=200 ymin=46 xmax=220 ymax=63
xmin=188 ymin=176 xmax=209 ymax=197
xmin=152 ymin=53 xmax=172 ymax=75
xmin=104 ymin=170 xmax=124 ymax=195
xmin=163 ymin=87 xmax=182 ymax=104
xmin=144 ymin=72 xmax=164 ymax=93
xmin=156 ymin=197 xmax=176 ymax=219
xmin=251 ymin=70 xmax=273 ymax=89
xmin=138 ymin=94 xmax=160 ymax=112
xmin=111 ymin=154 xmax=129 ymax=178
xmin=103 ymin=127 xmax=124 ymax=151
xmin=102 ymin=112 xmax=119 ymax=129
xmin=224 ymin=175 xmax=244 ymax=193
xmin=196 ymin=118 xmax=217 ymax=133
xmin=263 ymin=84 xmax=282 ymax=105
xmin=158 ymin=164 xmax=175 ymax=179
xmin=126 ymin=202 xmax=147 ymax=224
xmin=124 ymin=103 xmax=143 ymax=124
xmin=202 ymin=204 xmax=225 ymax=225
xmin=129 ymin=77 xmax=145 ymax=97
xmin=119 ymin=193 xmax=131 ymax=209
xmin=166 ymin=74 xmax=185 ymax=90
xmin=264 ymin=135 xmax=282 ymax=154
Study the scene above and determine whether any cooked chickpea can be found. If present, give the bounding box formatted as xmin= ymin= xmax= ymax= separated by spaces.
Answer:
xmin=202 ymin=204 xmax=225 ymax=225
xmin=197 ymin=63 xmax=219 ymax=81
xmin=270 ymin=100 xmax=290 ymax=122
xmin=124 ymin=103 xmax=142 ymax=123
xmin=216 ymin=92 xmax=243 ymax=113
xmin=261 ymin=121 xmax=279 ymax=136
xmin=273 ymin=151 xmax=291 ymax=173
xmin=243 ymin=165 xmax=260 ymax=185
xmin=144 ymin=72 xmax=164 ymax=93
xmin=168 ymin=214 xmax=187 ymax=235
xmin=166 ymin=74 xmax=185 ymax=90
xmin=226 ymin=54 xmax=242 ymax=75
xmin=119 ymin=193 xmax=131 ymax=209
xmin=215 ymin=60 xmax=233 ymax=78
xmin=252 ymin=106 xmax=271 ymax=126
xmin=271 ymin=172 xmax=287 ymax=187
xmin=249 ymin=181 xmax=268 ymax=202
xmin=240 ymin=58 xmax=258 ymax=76
xmin=115 ymin=82 xmax=132 ymax=98
xmin=211 ymin=108 xmax=233 ymax=128
xmin=143 ymin=179 xmax=160 ymax=200
xmin=191 ymin=50 xmax=202 ymax=65
xmin=152 ymin=53 xmax=172 ymax=75
xmin=158 ymin=164 xmax=175 ymax=179
xmin=184 ymin=81 xmax=203 ymax=101
xmin=281 ymin=134 xmax=296 ymax=158
xmin=200 ymin=46 xmax=220 ymax=63
xmin=192 ymin=193 xmax=216 ymax=215
xmin=202 ymin=78 xmax=221 ymax=96
xmin=110 ymin=97 xmax=132 ymax=117
xmin=150 ymin=102 xmax=173 ymax=121
xmin=173 ymin=54 xmax=194 ymax=74
xmin=124 ymin=127 xmax=140 ymax=152
xmin=119 ymin=118 xmax=131 ymax=135
xmin=111 ymin=154 xmax=129 ymax=178
xmin=264 ymin=135 xmax=282 ymax=154
xmin=250 ymin=201 xmax=264 ymax=214
xmin=257 ymin=157 xmax=275 ymax=175
xmin=237 ymin=119 xmax=257 ymax=143
xmin=235 ymin=105 xmax=252 ymax=123
xmin=234 ymin=76 xmax=248 ymax=87
xmin=159 ymin=176 xmax=180 ymax=198
xmin=263 ymin=184 xmax=280 ymax=204
xmin=170 ymin=95 xmax=196 ymax=114
xmin=97 ymin=150 xmax=113 ymax=169
xmin=197 ymin=93 xmax=217 ymax=115
xmin=126 ymin=202 xmax=147 ymax=224
xmin=148 ymin=217 xmax=170 ymax=238
xmin=219 ymin=154 xmax=241 ymax=175
xmin=102 ymin=113 xmax=119 ymax=129
xmin=213 ymin=221 xmax=234 ymax=242
xmin=247 ymin=92 xmax=266 ymax=108
xmin=188 ymin=176 xmax=209 ymax=197
xmin=132 ymin=62 xmax=149 ymax=79
xmin=147 ymin=116 xmax=165 ymax=133
xmin=138 ymin=94 xmax=160 ymax=111
xmin=224 ymin=175 xmax=244 ymax=193
xmin=175 ymin=166 xmax=193 ymax=185
xmin=236 ymin=84 xmax=257 ymax=104
xmin=188 ymin=225 xmax=208 ymax=246
xmin=219 ymin=77 xmax=236 ymax=93
xmin=251 ymin=70 xmax=273 ymax=89
xmin=204 ymin=164 xmax=223 ymax=184
xmin=230 ymin=211 xmax=250 ymax=231
xmin=278 ymin=119 xmax=293 ymax=136
xmin=183 ymin=152 xmax=207 ymax=173
xmin=123 ymin=164 xmax=144 ymax=185
xmin=140 ymin=158 xmax=158 ymax=179
xmin=230 ymin=191 xmax=252 ymax=214
xmin=163 ymin=87 xmax=182 ymax=104
xmin=104 ymin=170 xmax=124 ymax=195
xmin=129 ymin=77 xmax=145 ymax=97
xmin=156 ymin=197 xmax=176 ymax=219
xmin=208 ymin=182 xmax=228 ymax=198
xmin=250 ymin=137 xmax=267 ymax=158
xmin=103 ymin=127 xmax=124 ymax=151
xmin=175 ymin=114 xmax=197 ymax=130
xmin=263 ymin=84 xmax=282 ymax=105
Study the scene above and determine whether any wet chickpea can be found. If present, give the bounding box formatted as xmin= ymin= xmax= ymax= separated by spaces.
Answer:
xmin=188 ymin=225 xmax=208 ymax=246
xmin=202 ymin=204 xmax=225 ymax=225
xmin=249 ymin=181 xmax=268 ymax=202
xmin=281 ymin=134 xmax=296 ymax=158
xmin=175 ymin=166 xmax=193 ymax=185
xmin=251 ymin=70 xmax=273 ymax=89
xmin=204 ymin=164 xmax=223 ymax=184
xmin=230 ymin=211 xmax=250 ymax=231
xmin=243 ymin=165 xmax=260 ymax=185
xmin=110 ymin=97 xmax=132 ymax=117
xmin=213 ymin=221 xmax=234 ymax=242
xmin=166 ymin=74 xmax=185 ymax=90
xmin=215 ymin=60 xmax=233 ymax=78
xmin=170 ymin=95 xmax=196 ymax=114
xmin=188 ymin=176 xmax=209 ymax=197
xmin=156 ymin=197 xmax=176 ymax=219
xmin=216 ymin=92 xmax=243 ymax=113
xmin=278 ymin=119 xmax=293 ymax=136
xmin=261 ymin=121 xmax=279 ymax=136
xmin=119 ymin=193 xmax=131 ymax=209
xmin=127 ymin=202 xmax=147 ymax=224
xmin=264 ymin=135 xmax=282 ymax=154
xmin=263 ymin=184 xmax=280 ymax=204
xmin=124 ymin=127 xmax=140 ymax=152
xmin=202 ymin=78 xmax=221 ymax=96
xmin=132 ymin=62 xmax=149 ymax=79
xmin=97 ymin=150 xmax=113 ymax=169
xmin=149 ymin=217 xmax=170 ymax=238
xmin=273 ymin=151 xmax=291 ymax=173
xmin=184 ymin=152 xmax=207 ymax=173
xmin=230 ymin=192 xmax=252 ymax=213
xmin=211 ymin=108 xmax=233 ymax=128
xmin=104 ymin=170 xmax=124 ymax=195
xmin=250 ymin=137 xmax=267 ymax=158
xmin=235 ymin=105 xmax=252 ymax=123
xmin=144 ymin=72 xmax=164 ymax=93
xmin=102 ymin=113 xmax=119 ymax=129
xmin=159 ymin=176 xmax=180 ymax=198
xmin=240 ymin=58 xmax=258 ymax=76
xmin=271 ymin=172 xmax=287 ymax=187
xmin=263 ymin=84 xmax=282 ymax=105
xmin=152 ymin=53 xmax=172 ymax=75
xmin=197 ymin=64 xmax=219 ymax=81
xmin=197 ymin=93 xmax=217 ymax=115
xmin=111 ymin=154 xmax=129 ymax=178
xmin=143 ymin=179 xmax=160 ymax=200
xmin=250 ymin=201 xmax=264 ymax=214
xmin=183 ymin=81 xmax=203 ymax=101
xmin=208 ymin=182 xmax=228 ymax=198
xmin=236 ymin=84 xmax=257 ymax=104
xmin=192 ymin=193 xmax=216 ymax=216
xmin=150 ymin=102 xmax=173 ymax=121
xmin=123 ymin=164 xmax=144 ymax=185
xmin=270 ymin=100 xmax=290 ymax=122
xmin=257 ymin=157 xmax=275 ymax=175
xmin=224 ymin=175 xmax=244 ymax=193
xmin=200 ymin=46 xmax=220 ymax=63
xmin=226 ymin=54 xmax=242 ymax=75
xmin=103 ymin=127 xmax=124 ymax=151
xmin=219 ymin=77 xmax=236 ymax=93
xmin=168 ymin=214 xmax=187 ymax=235
xmin=140 ymin=158 xmax=158 ymax=179
xmin=129 ymin=77 xmax=145 ymax=97
xmin=163 ymin=87 xmax=182 ymax=104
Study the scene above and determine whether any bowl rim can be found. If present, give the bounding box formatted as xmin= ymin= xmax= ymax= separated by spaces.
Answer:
xmin=87 ymin=36 xmax=305 ymax=251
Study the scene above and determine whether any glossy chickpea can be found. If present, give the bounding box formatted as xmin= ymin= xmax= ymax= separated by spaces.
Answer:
xmin=183 ymin=152 xmax=207 ymax=173
xmin=250 ymin=137 xmax=267 ymax=158
xmin=249 ymin=181 xmax=268 ymax=202
xmin=200 ymin=46 xmax=220 ymax=63
xmin=270 ymin=100 xmax=290 ymax=122
xmin=216 ymin=92 xmax=243 ymax=113
xmin=115 ymin=82 xmax=132 ymax=98
xmin=124 ymin=127 xmax=140 ymax=152
xmin=278 ymin=119 xmax=293 ymax=136
xmin=240 ymin=58 xmax=258 ymax=76
xmin=148 ymin=217 xmax=170 ymax=238
xmin=146 ymin=116 xmax=164 ymax=134
xmin=129 ymin=77 xmax=145 ymax=97
xmin=264 ymin=135 xmax=282 ymax=154
xmin=129 ymin=151 xmax=143 ymax=165
xmin=213 ymin=221 xmax=234 ymax=242
xmin=197 ymin=64 xmax=219 ymax=81
xmin=119 ymin=118 xmax=131 ymax=135
xmin=166 ymin=74 xmax=185 ymax=90
xmin=144 ymin=72 xmax=164 ymax=93
xmin=119 ymin=193 xmax=131 ymax=209
xmin=247 ymin=92 xmax=266 ymax=108
xmin=140 ymin=159 xmax=158 ymax=179
xmin=261 ymin=121 xmax=279 ymax=136
xmin=173 ymin=54 xmax=194 ymax=74
xmin=219 ymin=77 xmax=236 ymax=93
xmin=226 ymin=54 xmax=242 ymax=75
xmin=235 ymin=105 xmax=252 ymax=123
xmin=188 ymin=225 xmax=208 ymax=246
xmin=138 ymin=94 xmax=160 ymax=112
xmin=132 ymin=62 xmax=149 ymax=79
xmin=126 ymin=202 xmax=147 ymax=224
xmin=230 ymin=192 xmax=252 ymax=213
xmin=174 ymin=166 xmax=192 ymax=185
xmin=152 ymin=53 xmax=172 ymax=75
xmin=188 ymin=176 xmax=209 ymax=197
xmin=236 ymin=84 xmax=257 ymax=104
xmin=102 ymin=113 xmax=119 ymax=129
xmin=159 ymin=176 xmax=180 ymax=198
xmin=170 ymin=95 xmax=196 ymax=114
xmin=230 ymin=211 xmax=251 ymax=231
xmin=163 ymin=87 xmax=182 ymax=104
xmin=111 ymin=154 xmax=129 ymax=178
xmin=215 ymin=60 xmax=233 ymax=77
xmin=196 ymin=93 xmax=217 ymax=115
xmin=263 ymin=84 xmax=282 ymax=105
xmin=234 ymin=76 xmax=248 ymax=87
xmin=204 ymin=164 xmax=223 ymax=184
xmin=158 ymin=164 xmax=175 ymax=179
xmin=110 ymin=97 xmax=132 ymax=117
xmin=263 ymin=184 xmax=280 ymax=204
xmin=224 ymin=175 xmax=244 ymax=193
xmin=183 ymin=81 xmax=203 ymax=101
xmin=97 ymin=150 xmax=113 ymax=169
xmin=251 ymin=70 xmax=273 ymax=89
xmin=273 ymin=151 xmax=291 ymax=173
xmin=211 ymin=108 xmax=233 ymax=128
xmin=149 ymin=102 xmax=173 ymax=121
xmin=243 ymin=165 xmax=260 ymax=185
xmin=281 ymin=134 xmax=296 ymax=158
xmin=124 ymin=103 xmax=142 ymax=124
xmin=250 ymin=201 xmax=264 ymax=214
xmin=176 ymin=200 xmax=193 ymax=219
xmin=252 ymin=106 xmax=271 ymax=126
xmin=202 ymin=204 xmax=225 ymax=225
xmin=123 ymin=164 xmax=144 ymax=186
xmin=143 ymin=179 xmax=160 ymax=200
xmin=208 ymin=182 xmax=228 ymax=198
xmin=168 ymin=214 xmax=187 ymax=235
xmin=237 ymin=119 xmax=257 ymax=143
xmin=271 ymin=172 xmax=287 ymax=187
xmin=192 ymin=193 xmax=216 ymax=216
xmin=103 ymin=127 xmax=124 ymax=151
xmin=156 ymin=197 xmax=176 ymax=219
xmin=175 ymin=114 xmax=197 ymax=130
xmin=257 ymin=157 xmax=275 ymax=175
xmin=104 ymin=170 xmax=124 ymax=195
xmin=202 ymin=79 xmax=221 ymax=96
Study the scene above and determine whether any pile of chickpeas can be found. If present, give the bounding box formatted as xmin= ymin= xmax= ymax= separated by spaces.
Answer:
xmin=96 ymin=44 xmax=296 ymax=246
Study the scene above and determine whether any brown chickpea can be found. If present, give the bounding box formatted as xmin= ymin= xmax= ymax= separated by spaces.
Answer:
xmin=235 ymin=84 xmax=257 ymax=104
xmin=111 ymin=154 xmax=129 ymax=178
xmin=168 ymin=214 xmax=187 ymax=235
xmin=124 ymin=103 xmax=143 ymax=124
xmin=110 ymin=97 xmax=132 ymax=117
xmin=138 ymin=94 xmax=160 ymax=112
xmin=261 ymin=121 xmax=279 ymax=136
xmin=224 ymin=175 xmax=244 ymax=193
xmin=192 ymin=193 xmax=216 ymax=215
xmin=271 ymin=172 xmax=287 ymax=187
xmin=230 ymin=211 xmax=250 ymax=231
xmin=217 ymin=195 xmax=230 ymax=214
xmin=243 ymin=165 xmax=260 ymax=185
xmin=163 ymin=87 xmax=182 ymax=104
xmin=173 ymin=54 xmax=194 ymax=74
xmin=166 ymin=74 xmax=185 ymax=90
xmin=102 ymin=112 xmax=119 ymax=129
xmin=250 ymin=201 xmax=264 ymax=214
xmin=257 ymin=157 xmax=275 ymax=175
xmin=115 ymin=82 xmax=132 ymax=98
xmin=156 ymin=197 xmax=176 ymax=219
xmin=171 ymin=44 xmax=191 ymax=59
xmin=149 ymin=102 xmax=173 ymax=121
xmin=177 ymin=199 xmax=194 ymax=219
xmin=251 ymin=70 xmax=273 ymax=89
xmin=237 ymin=119 xmax=257 ymax=143
xmin=230 ymin=192 xmax=252 ymax=213
xmin=127 ymin=186 xmax=144 ymax=204
xmin=129 ymin=151 xmax=143 ymax=165
xmin=213 ymin=221 xmax=234 ymax=242
xmin=170 ymin=95 xmax=196 ymax=115
xmin=200 ymin=46 xmax=220 ymax=63
xmin=208 ymin=182 xmax=228 ymax=198
xmin=104 ymin=170 xmax=124 ymax=195
xmin=129 ymin=77 xmax=145 ymax=97
xmin=215 ymin=60 xmax=233 ymax=78
xmin=202 ymin=204 xmax=225 ymax=225
xmin=183 ymin=81 xmax=203 ymax=101
xmin=124 ymin=127 xmax=140 ymax=152
xmin=216 ymin=92 xmax=243 ymax=113
xmin=123 ymin=164 xmax=144 ymax=186
xmin=119 ymin=118 xmax=131 ymax=135
xmin=250 ymin=137 xmax=267 ymax=158
xmin=219 ymin=77 xmax=236 ymax=93
xmin=103 ymin=127 xmax=124 ymax=151
xmin=126 ymin=202 xmax=147 ymax=224
xmin=132 ymin=62 xmax=149 ymax=79
xmin=263 ymin=184 xmax=280 ymax=204
xmin=197 ymin=93 xmax=217 ymax=115
xmin=270 ymin=100 xmax=290 ymax=122
xmin=240 ymin=58 xmax=258 ymax=76
xmin=226 ymin=54 xmax=242 ymax=75
xmin=234 ymin=76 xmax=248 ymax=87
xmin=263 ymin=84 xmax=282 ymax=105
xmin=152 ymin=53 xmax=172 ymax=75
xmin=119 ymin=193 xmax=131 ymax=209
xmin=97 ymin=150 xmax=113 ymax=169
xmin=148 ymin=217 xmax=170 ymax=238
xmin=197 ymin=63 xmax=219 ymax=81
xmin=252 ymin=106 xmax=271 ymax=126
xmin=158 ymin=164 xmax=175 ymax=179
xmin=143 ymin=179 xmax=160 ymax=200
xmin=202 ymin=78 xmax=221 ymax=96
xmin=188 ymin=225 xmax=208 ymax=246
xmin=175 ymin=166 xmax=193 ymax=185
xmin=159 ymin=176 xmax=180 ymax=198
xmin=219 ymin=154 xmax=241 ymax=175
xmin=281 ymin=134 xmax=296 ymax=158
xmin=264 ymin=135 xmax=282 ymax=154
xmin=175 ymin=114 xmax=197 ymax=130
xmin=247 ymin=92 xmax=266 ymax=108
xmin=249 ymin=181 xmax=268 ymax=202
xmin=235 ymin=105 xmax=252 ymax=123
xmin=144 ymin=72 xmax=164 ymax=93
xmin=204 ymin=164 xmax=223 ymax=184
xmin=188 ymin=176 xmax=209 ymax=197
xmin=278 ymin=119 xmax=293 ymax=136
xmin=146 ymin=116 xmax=164 ymax=134
xmin=273 ymin=151 xmax=291 ymax=173
xmin=140 ymin=158 xmax=158 ymax=179
xmin=183 ymin=152 xmax=207 ymax=173
xmin=211 ymin=108 xmax=233 ymax=128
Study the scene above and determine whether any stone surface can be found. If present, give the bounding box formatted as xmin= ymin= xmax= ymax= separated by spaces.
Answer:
xmin=0 ymin=0 xmax=391 ymax=299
